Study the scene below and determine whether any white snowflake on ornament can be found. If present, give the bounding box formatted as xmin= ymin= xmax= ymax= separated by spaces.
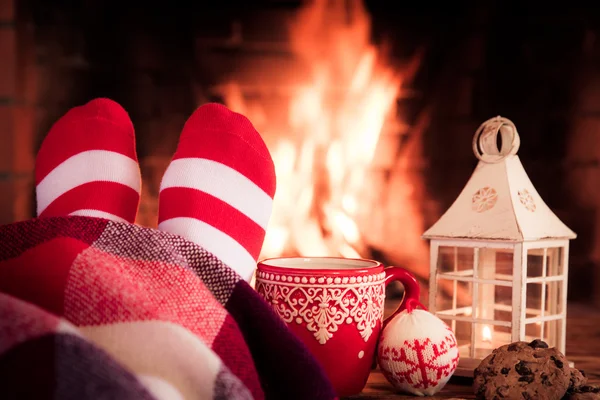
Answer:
xmin=377 ymin=300 xmax=459 ymax=396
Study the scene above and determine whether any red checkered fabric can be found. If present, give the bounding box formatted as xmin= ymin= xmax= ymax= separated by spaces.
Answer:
xmin=0 ymin=216 xmax=336 ymax=400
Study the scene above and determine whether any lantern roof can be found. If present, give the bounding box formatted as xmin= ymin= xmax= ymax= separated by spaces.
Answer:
xmin=423 ymin=116 xmax=576 ymax=241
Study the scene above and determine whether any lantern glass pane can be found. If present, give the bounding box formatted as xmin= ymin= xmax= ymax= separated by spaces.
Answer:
xmin=542 ymin=319 xmax=562 ymax=348
xmin=438 ymin=246 xmax=474 ymax=275
xmin=526 ymin=282 xmax=543 ymax=318
xmin=474 ymin=247 xmax=513 ymax=282
xmin=547 ymin=247 xmax=564 ymax=277
xmin=435 ymin=277 xmax=471 ymax=315
xmin=526 ymin=247 xmax=564 ymax=278
xmin=545 ymin=281 xmax=563 ymax=315
xmin=525 ymin=321 xmax=542 ymax=341
xmin=473 ymin=283 xmax=512 ymax=320
xmin=525 ymin=247 xmax=565 ymax=325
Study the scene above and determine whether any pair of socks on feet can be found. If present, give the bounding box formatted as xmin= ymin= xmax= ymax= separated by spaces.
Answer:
xmin=35 ymin=98 xmax=276 ymax=281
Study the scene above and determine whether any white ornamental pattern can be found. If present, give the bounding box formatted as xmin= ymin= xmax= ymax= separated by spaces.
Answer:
xmin=471 ymin=186 xmax=498 ymax=213
xmin=255 ymin=271 xmax=386 ymax=344
xmin=518 ymin=188 xmax=536 ymax=212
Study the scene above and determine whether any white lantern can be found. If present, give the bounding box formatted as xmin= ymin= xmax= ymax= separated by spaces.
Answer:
xmin=422 ymin=116 xmax=576 ymax=377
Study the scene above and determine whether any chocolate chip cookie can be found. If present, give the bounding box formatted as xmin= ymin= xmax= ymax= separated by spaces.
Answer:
xmin=567 ymin=385 xmax=600 ymax=400
xmin=569 ymin=369 xmax=588 ymax=391
xmin=473 ymin=339 xmax=571 ymax=400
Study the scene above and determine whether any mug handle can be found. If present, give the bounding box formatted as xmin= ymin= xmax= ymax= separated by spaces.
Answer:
xmin=382 ymin=267 xmax=425 ymax=329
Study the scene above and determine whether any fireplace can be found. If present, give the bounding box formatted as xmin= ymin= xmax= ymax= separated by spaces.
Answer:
xmin=1 ymin=0 xmax=600 ymax=305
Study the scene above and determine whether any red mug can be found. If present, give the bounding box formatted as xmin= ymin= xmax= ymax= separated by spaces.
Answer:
xmin=255 ymin=257 xmax=420 ymax=397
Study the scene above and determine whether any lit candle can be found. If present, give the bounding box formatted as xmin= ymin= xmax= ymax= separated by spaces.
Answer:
xmin=480 ymin=325 xmax=495 ymax=350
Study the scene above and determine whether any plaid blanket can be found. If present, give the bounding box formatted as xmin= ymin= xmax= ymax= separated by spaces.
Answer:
xmin=0 ymin=216 xmax=336 ymax=400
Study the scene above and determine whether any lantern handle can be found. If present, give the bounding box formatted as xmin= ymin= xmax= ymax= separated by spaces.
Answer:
xmin=472 ymin=116 xmax=520 ymax=164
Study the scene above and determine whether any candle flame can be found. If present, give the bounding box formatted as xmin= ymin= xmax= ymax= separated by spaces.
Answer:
xmin=482 ymin=326 xmax=493 ymax=342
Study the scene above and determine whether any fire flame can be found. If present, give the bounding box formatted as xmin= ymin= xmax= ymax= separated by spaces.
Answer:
xmin=222 ymin=0 xmax=428 ymax=266
xmin=263 ymin=0 xmax=398 ymax=259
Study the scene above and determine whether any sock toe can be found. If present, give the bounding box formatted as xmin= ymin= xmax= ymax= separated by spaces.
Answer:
xmin=36 ymin=99 xmax=136 ymax=185
xmin=35 ymin=98 xmax=141 ymax=223
xmin=174 ymin=103 xmax=276 ymax=199
xmin=64 ymin=98 xmax=134 ymax=131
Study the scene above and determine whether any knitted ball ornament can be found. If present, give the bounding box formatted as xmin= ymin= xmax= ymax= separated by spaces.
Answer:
xmin=377 ymin=300 xmax=459 ymax=396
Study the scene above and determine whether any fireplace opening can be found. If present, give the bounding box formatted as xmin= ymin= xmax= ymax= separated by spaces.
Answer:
xmin=2 ymin=0 xmax=600 ymax=305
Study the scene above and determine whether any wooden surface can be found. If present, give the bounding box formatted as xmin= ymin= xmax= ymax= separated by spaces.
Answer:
xmin=347 ymin=302 xmax=600 ymax=399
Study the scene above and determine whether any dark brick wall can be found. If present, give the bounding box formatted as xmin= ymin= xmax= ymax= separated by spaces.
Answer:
xmin=2 ymin=0 xmax=600 ymax=304
xmin=0 ymin=0 xmax=36 ymax=225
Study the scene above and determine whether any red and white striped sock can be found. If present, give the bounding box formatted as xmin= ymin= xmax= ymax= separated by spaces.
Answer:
xmin=35 ymin=98 xmax=141 ymax=223
xmin=158 ymin=103 xmax=276 ymax=281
